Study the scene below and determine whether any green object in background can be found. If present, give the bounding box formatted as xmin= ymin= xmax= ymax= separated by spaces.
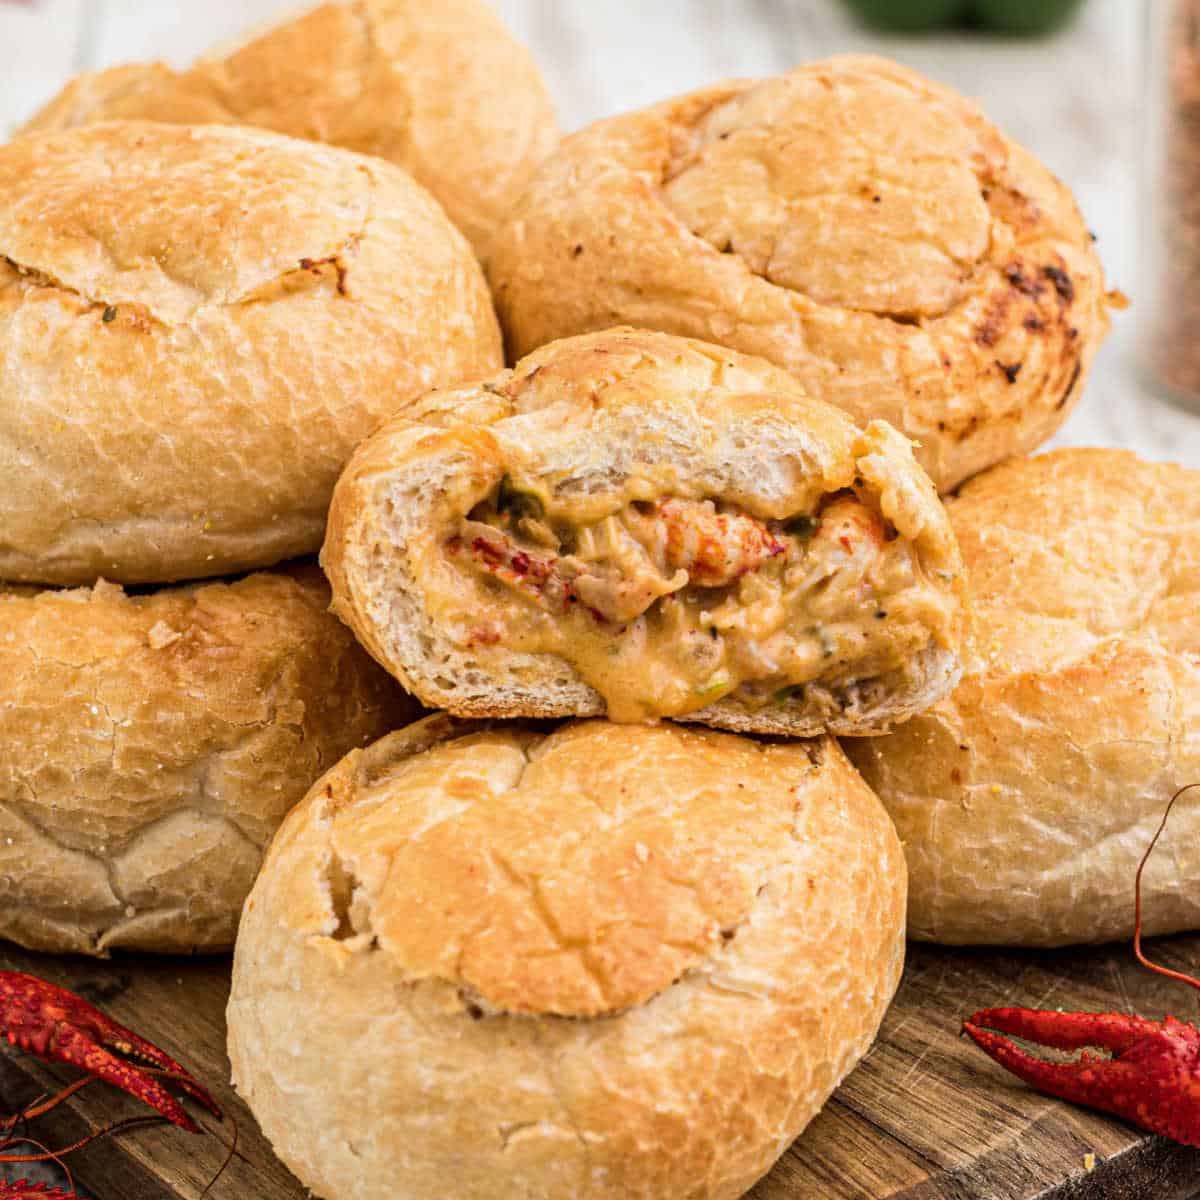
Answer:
xmin=841 ymin=0 xmax=968 ymax=32
xmin=971 ymin=0 xmax=1085 ymax=34
xmin=842 ymin=0 xmax=1086 ymax=35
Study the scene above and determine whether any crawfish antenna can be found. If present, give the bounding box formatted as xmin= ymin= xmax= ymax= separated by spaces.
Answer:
xmin=1133 ymin=783 xmax=1200 ymax=992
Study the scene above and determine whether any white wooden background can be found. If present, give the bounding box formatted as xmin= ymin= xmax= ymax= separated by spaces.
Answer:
xmin=2 ymin=0 xmax=1198 ymax=469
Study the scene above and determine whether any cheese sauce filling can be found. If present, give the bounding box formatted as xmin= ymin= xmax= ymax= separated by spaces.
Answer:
xmin=445 ymin=476 xmax=953 ymax=722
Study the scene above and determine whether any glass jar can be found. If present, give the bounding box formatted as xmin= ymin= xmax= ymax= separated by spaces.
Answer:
xmin=1142 ymin=0 xmax=1200 ymax=411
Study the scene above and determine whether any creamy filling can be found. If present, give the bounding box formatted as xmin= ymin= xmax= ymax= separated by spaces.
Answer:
xmin=444 ymin=476 xmax=951 ymax=722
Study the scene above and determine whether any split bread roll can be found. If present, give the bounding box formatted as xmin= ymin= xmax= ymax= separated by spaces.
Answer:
xmin=227 ymin=715 xmax=907 ymax=1200
xmin=0 ymin=566 xmax=416 ymax=956
xmin=846 ymin=449 xmax=1200 ymax=946
xmin=0 ymin=120 xmax=501 ymax=586
xmin=323 ymin=328 xmax=967 ymax=734
xmin=488 ymin=55 xmax=1116 ymax=493
xmin=17 ymin=0 xmax=558 ymax=259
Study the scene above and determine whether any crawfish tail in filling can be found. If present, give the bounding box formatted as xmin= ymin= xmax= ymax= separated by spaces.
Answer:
xmin=448 ymin=473 xmax=957 ymax=722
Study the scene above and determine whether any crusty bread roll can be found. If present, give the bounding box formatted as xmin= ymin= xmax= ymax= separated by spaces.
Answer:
xmin=0 ymin=121 xmax=500 ymax=586
xmin=322 ymin=328 xmax=967 ymax=734
xmin=17 ymin=0 xmax=558 ymax=259
xmin=0 ymin=566 xmax=417 ymax=956
xmin=227 ymin=715 xmax=906 ymax=1200
xmin=488 ymin=55 xmax=1117 ymax=493
xmin=846 ymin=449 xmax=1200 ymax=947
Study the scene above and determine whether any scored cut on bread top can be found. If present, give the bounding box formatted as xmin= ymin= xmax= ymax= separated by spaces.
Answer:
xmin=0 ymin=120 xmax=501 ymax=586
xmin=846 ymin=449 xmax=1200 ymax=946
xmin=227 ymin=714 xmax=907 ymax=1200
xmin=17 ymin=0 xmax=560 ymax=259
xmin=322 ymin=327 xmax=967 ymax=735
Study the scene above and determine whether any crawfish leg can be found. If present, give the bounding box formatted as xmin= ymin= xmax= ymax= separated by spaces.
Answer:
xmin=0 ymin=1184 xmax=77 ymax=1199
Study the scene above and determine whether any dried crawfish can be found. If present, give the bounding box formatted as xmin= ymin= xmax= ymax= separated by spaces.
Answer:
xmin=0 ymin=969 xmax=223 ymax=1195
xmin=964 ymin=784 xmax=1200 ymax=1146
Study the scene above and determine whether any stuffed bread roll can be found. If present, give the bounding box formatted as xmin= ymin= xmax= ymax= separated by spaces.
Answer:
xmin=227 ymin=715 xmax=907 ymax=1200
xmin=322 ymin=328 xmax=967 ymax=734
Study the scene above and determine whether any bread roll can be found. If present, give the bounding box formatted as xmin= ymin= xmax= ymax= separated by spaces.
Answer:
xmin=17 ymin=0 xmax=558 ymax=259
xmin=0 ymin=566 xmax=417 ymax=955
xmin=846 ymin=449 xmax=1200 ymax=946
xmin=322 ymin=328 xmax=967 ymax=735
xmin=488 ymin=56 xmax=1116 ymax=493
xmin=227 ymin=715 xmax=906 ymax=1200
xmin=0 ymin=120 xmax=501 ymax=586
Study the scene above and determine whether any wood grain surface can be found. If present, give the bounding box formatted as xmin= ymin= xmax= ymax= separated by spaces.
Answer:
xmin=3 ymin=935 xmax=1199 ymax=1199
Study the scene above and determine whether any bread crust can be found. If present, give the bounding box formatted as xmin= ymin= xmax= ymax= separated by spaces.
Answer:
xmin=0 ymin=565 xmax=418 ymax=955
xmin=0 ymin=120 xmax=501 ymax=585
xmin=322 ymin=327 xmax=967 ymax=735
xmin=227 ymin=715 xmax=906 ymax=1200
xmin=17 ymin=0 xmax=559 ymax=259
xmin=846 ymin=449 xmax=1200 ymax=946
xmin=488 ymin=56 xmax=1114 ymax=493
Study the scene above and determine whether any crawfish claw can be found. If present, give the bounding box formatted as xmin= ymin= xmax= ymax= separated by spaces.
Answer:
xmin=966 ymin=1007 xmax=1168 ymax=1055
xmin=0 ymin=970 xmax=220 ymax=1132
xmin=964 ymin=1006 xmax=1200 ymax=1147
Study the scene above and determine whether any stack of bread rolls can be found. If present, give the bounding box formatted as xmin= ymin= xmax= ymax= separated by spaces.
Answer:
xmin=0 ymin=0 xmax=527 ymax=952
xmin=7 ymin=4 xmax=1196 ymax=1200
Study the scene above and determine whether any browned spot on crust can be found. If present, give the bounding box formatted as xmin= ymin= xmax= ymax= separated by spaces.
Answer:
xmin=299 ymin=255 xmax=348 ymax=295
xmin=996 ymin=360 xmax=1022 ymax=384
xmin=1043 ymin=264 xmax=1075 ymax=305
xmin=1056 ymin=359 xmax=1083 ymax=410
xmin=951 ymin=413 xmax=983 ymax=442
xmin=1003 ymin=262 xmax=1044 ymax=299
xmin=975 ymin=289 xmax=1015 ymax=348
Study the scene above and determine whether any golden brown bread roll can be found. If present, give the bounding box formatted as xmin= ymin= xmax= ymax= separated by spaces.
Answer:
xmin=18 ymin=0 xmax=559 ymax=259
xmin=488 ymin=56 xmax=1116 ymax=493
xmin=321 ymin=328 xmax=968 ymax=735
xmin=0 ymin=121 xmax=501 ymax=586
xmin=846 ymin=449 xmax=1200 ymax=946
xmin=227 ymin=715 xmax=906 ymax=1200
xmin=0 ymin=566 xmax=417 ymax=955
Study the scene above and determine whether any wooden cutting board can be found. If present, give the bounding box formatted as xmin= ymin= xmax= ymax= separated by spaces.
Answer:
xmin=3 ymin=936 xmax=1200 ymax=1200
